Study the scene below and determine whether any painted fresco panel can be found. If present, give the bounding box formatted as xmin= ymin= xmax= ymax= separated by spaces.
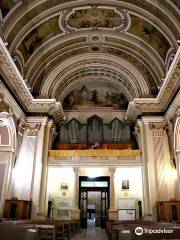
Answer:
xmin=63 ymin=83 xmax=128 ymax=110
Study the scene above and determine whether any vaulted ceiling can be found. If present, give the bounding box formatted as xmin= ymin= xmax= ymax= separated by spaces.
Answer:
xmin=0 ymin=0 xmax=180 ymax=111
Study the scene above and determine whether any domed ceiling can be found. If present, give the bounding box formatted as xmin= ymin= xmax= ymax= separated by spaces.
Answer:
xmin=0 ymin=0 xmax=180 ymax=112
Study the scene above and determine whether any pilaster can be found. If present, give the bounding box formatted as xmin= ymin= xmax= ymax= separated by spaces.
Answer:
xmin=150 ymin=122 xmax=166 ymax=201
xmin=24 ymin=117 xmax=48 ymax=218
xmin=38 ymin=119 xmax=54 ymax=215
xmin=137 ymin=120 xmax=151 ymax=216
xmin=71 ymin=167 xmax=80 ymax=220
xmin=174 ymin=116 xmax=180 ymax=199
xmin=108 ymin=167 xmax=117 ymax=220
xmin=150 ymin=120 xmax=175 ymax=202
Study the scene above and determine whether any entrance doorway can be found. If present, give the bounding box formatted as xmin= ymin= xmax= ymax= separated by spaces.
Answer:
xmin=79 ymin=176 xmax=109 ymax=228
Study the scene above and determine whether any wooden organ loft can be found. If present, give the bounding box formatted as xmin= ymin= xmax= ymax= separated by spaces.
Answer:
xmin=54 ymin=115 xmax=138 ymax=150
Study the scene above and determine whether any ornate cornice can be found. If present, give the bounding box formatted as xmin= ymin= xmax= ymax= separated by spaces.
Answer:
xmin=0 ymin=80 xmax=25 ymax=119
xmin=0 ymin=38 xmax=65 ymax=123
xmin=126 ymin=47 xmax=180 ymax=121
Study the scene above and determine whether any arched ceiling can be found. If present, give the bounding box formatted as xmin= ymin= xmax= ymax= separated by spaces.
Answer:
xmin=0 ymin=0 xmax=180 ymax=109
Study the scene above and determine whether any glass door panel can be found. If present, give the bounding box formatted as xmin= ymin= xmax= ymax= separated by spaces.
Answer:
xmin=80 ymin=191 xmax=87 ymax=228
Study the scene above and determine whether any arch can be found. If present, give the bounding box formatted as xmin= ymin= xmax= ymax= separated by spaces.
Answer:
xmin=174 ymin=116 xmax=180 ymax=151
xmin=0 ymin=111 xmax=17 ymax=151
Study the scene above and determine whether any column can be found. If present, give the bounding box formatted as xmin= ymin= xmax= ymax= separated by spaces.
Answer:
xmin=137 ymin=120 xmax=151 ymax=216
xmin=11 ymin=119 xmax=40 ymax=201
xmin=174 ymin=116 xmax=180 ymax=199
xmin=29 ymin=117 xmax=47 ymax=218
xmin=73 ymin=167 xmax=79 ymax=208
xmin=142 ymin=118 xmax=159 ymax=218
xmin=71 ymin=167 xmax=80 ymax=220
xmin=150 ymin=121 xmax=175 ymax=201
xmin=38 ymin=120 xmax=54 ymax=215
xmin=150 ymin=122 xmax=165 ymax=200
xmin=108 ymin=167 xmax=117 ymax=220
xmin=175 ymin=152 xmax=180 ymax=199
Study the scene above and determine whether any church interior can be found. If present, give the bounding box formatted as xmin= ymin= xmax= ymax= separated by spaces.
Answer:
xmin=0 ymin=0 xmax=180 ymax=239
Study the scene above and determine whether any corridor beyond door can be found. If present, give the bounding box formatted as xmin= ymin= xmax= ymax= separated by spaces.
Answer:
xmin=87 ymin=191 xmax=101 ymax=227
xmin=79 ymin=176 xmax=109 ymax=228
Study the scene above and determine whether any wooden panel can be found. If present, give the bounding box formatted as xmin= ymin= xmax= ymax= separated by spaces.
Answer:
xmin=157 ymin=201 xmax=180 ymax=222
xmin=3 ymin=199 xmax=32 ymax=220
xmin=58 ymin=143 xmax=132 ymax=150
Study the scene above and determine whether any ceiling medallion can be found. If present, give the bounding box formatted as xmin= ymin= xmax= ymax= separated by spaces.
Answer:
xmin=59 ymin=6 xmax=131 ymax=33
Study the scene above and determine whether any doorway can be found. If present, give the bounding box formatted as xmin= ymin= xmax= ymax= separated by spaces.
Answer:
xmin=79 ymin=176 xmax=109 ymax=228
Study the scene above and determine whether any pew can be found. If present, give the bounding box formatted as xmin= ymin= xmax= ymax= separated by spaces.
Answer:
xmin=106 ymin=220 xmax=180 ymax=240
xmin=0 ymin=219 xmax=81 ymax=240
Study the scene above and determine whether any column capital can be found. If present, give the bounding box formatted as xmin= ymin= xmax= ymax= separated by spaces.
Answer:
xmin=73 ymin=167 xmax=79 ymax=176
xmin=26 ymin=122 xmax=41 ymax=136
xmin=47 ymin=119 xmax=55 ymax=128
xmin=108 ymin=167 xmax=116 ymax=176
xmin=149 ymin=122 xmax=166 ymax=137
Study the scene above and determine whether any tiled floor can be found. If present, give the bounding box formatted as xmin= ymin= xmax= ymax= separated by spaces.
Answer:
xmin=71 ymin=219 xmax=109 ymax=240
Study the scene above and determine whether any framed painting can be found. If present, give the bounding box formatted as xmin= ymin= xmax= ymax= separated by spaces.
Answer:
xmin=121 ymin=179 xmax=130 ymax=190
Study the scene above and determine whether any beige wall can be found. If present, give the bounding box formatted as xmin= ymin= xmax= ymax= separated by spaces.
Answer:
xmin=114 ymin=167 xmax=143 ymax=202
xmin=64 ymin=109 xmax=126 ymax=123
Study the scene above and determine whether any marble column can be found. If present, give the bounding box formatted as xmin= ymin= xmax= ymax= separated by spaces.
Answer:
xmin=108 ymin=167 xmax=117 ymax=220
xmin=174 ymin=116 xmax=180 ymax=199
xmin=137 ymin=120 xmax=151 ymax=216
xmin=150 ymin=122 xmax=175 ymax=201
xmin=29 ymin=117 xmax=47 ymax=218
xmin=73 ymin=167 xmax=79 ymax=208
xmin=38 ymin=120 xmax=53 ymax=215
xmin=71 ymin=167 xmax=80 ymax=220
xmin=11 ymin=120 xmax=40 ymax=201
xmin=175 ymin=152 xmax=180 ymax=199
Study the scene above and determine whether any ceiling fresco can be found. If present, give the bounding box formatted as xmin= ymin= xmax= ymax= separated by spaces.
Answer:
xmin=18 ymin=16 xmax=61 ymax=61
xmin=63 ymin=82 xmax=128 ymax=110
xmin=67 ymin=8 xmax=122 ymax=29
xmin=0 ymin=0 xmax=179 ymax=108
xmin=16 ymin=11 xmax=171 ymax=64
xmin=128 ymin=15 xmax=170 ymax=60
xmin=60 ymin=7 xmax=131 ymax=32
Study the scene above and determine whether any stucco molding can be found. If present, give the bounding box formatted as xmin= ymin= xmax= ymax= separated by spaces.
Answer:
xmin=0 ymin=38 xmax=65 ymax=123
xmin=126 ymin=47 xmax=180 ymax=121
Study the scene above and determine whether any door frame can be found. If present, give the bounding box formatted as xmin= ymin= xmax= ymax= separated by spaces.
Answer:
xmin=79 ymin=176 xmax=110 ymax=228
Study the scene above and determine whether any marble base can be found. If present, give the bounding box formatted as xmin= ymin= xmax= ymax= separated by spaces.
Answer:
xmin=71 ymin=208 xmax=80 ymax=220
xmin=108 ymin=208 xmax=118 ymax=220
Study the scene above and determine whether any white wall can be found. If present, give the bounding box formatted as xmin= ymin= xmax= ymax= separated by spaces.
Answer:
xmin=115 ymin=167 xmax=143 ymax=209
xmin=47 ymin=167 xmax=74 ymax=200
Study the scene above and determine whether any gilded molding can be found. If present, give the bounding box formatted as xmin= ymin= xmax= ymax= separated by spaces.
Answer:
xmin=48 ymin=149 xmax=141 ymax=157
